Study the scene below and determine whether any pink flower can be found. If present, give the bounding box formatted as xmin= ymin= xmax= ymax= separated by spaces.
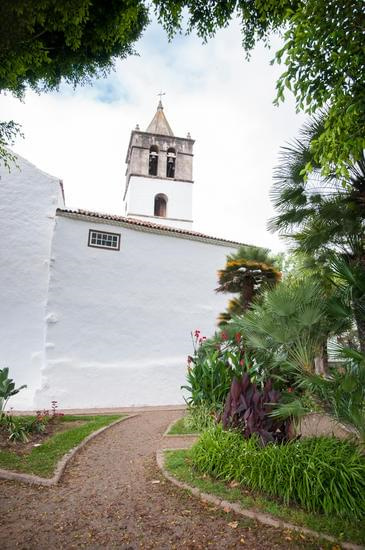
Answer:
xmin=194 ymin=329 xmax=201 ymax=338
xmin=199 ymin=336 xmax=207 ymax=344
xmin=187 ymin=355 xmax=193 ymax=365
xmin=239 ymin=359 xmax=244 ymax=366
xmin=287 ymin=387 xmax=293 ymax=393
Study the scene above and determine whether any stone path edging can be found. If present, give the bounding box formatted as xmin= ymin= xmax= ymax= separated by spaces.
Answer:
xmin=0 ymin=414 xmax=138 ymax=487
xmin=156 ymin=448 xmax=364 ymax=550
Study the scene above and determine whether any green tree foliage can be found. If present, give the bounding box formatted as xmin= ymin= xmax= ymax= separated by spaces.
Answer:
xmin=0 ymin=0 xmax=148 ymax=97
xmin=329 ymin=256 xmax=365 ymax=352
xmin=0 ymin=0 xmax=149 ymax=165
xmin=154 ymin=0 xmax=365 ymax=176
xmin=0 ymin=121 xmax=24 ymax=170
xmin=269 ymin=112 xmax=365 ymax=349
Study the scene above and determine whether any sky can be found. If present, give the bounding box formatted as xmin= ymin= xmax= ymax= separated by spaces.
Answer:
xmin=1 ymin=16 xmax=307 ymax=251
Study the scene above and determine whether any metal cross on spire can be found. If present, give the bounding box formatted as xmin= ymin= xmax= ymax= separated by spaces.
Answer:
xmin=157 ymin=91 xmax=166 ymax=110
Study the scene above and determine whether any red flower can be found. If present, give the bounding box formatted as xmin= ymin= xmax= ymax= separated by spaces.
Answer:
xmin=221 ymin=330 xmax=228 ymax=341
xmin=287 ymin=387 xmax=293 ymax=393
xmin=239 ymin=359 xmax=244 ymax=366
xmin=235 ymin=332 xmax=241 ymax=344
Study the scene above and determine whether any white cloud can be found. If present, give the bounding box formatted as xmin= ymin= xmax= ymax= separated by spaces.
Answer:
xmin=0 ymin=18 xmax=306 ymax=251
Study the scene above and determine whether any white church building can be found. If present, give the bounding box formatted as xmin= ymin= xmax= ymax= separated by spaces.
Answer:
xmin=0 ymin=102 xmax=244 ymax=410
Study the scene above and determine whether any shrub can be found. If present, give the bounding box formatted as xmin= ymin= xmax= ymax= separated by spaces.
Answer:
xmin=0 ymin=367 xmax=26 ymax=412
xmin=5 ymin=416 xmax=29 ymax=442
xmin=191 ymin=425 xmax=365 ymax=519
xmin=270 ymin=346 xmax=365 ymax=445
xmin=182 ymin=330 xmax=238 ymax=409
xmin=0 ymin=406 xmax=57 ymax=443
xmin=182 ymin=329 xmax=266 ymax=410
xmin=222 ymin=373 xmax=290 ymax=445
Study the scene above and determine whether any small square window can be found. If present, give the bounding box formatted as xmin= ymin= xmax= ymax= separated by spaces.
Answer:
xmin=88 ymin=229 xmax=121 ymax=251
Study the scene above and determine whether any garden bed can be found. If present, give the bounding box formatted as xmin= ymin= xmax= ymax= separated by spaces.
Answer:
xmin=164 ymin=449 xmax=365 ymax=547
xmin=0 ymin=414 xmax=124 ymax=477
xmin=0 ymin=417 xmax=86 ymax=454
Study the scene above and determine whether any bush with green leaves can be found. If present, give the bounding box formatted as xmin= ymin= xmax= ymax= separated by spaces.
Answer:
xmin=182 ymin=330 xmax=239 ymax=409
xmin=1 ymin=415 xmax=28 ymax=442
xmin=271 ymin=346 xmax=365 ymax=445
xmin=191 ymin=425 xmax=365 ymax=519
xmin=182 ymin=329 xmax=266 ymax=410
xmin=0 ymin=367 xmax=26 ymax=413
xmin=0 ymin=410 xmax=50 ymax=443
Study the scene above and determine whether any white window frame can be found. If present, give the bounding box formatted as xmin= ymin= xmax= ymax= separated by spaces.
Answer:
xmin=88 ymin=229 xmax=121 ymax=251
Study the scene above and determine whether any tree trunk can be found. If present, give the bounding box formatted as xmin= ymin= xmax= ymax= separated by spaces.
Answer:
xmin=353 ymin=299 xmax=365 ymax=353
xmin=353 ymin=255 xmax=365 ymax=353
xmin=242 ymin=277 xmax=255 ymax=311
xmin=314 ymin=356 xmax=325 ymax=375
xmin=314 ymin=342 xmax=328 ymax=375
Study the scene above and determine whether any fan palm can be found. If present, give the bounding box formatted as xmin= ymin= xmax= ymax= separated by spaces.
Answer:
xmin=216 ymin=246 xmax=281 ymax=325
xmin=269 ymin=111 xmax=365 ymax=349
xmin=233 ymin=277 xmax=350 ymax=374
xmin=270 ymin=346 xmax=365 ymax=446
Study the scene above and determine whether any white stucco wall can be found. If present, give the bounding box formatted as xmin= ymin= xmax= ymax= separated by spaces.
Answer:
xmin=0 ymin=155 xmax=64 ymax=408
xmin=36 ymin=214 xmax=237 ymax=408
xmin=125 ymin=175 xmax=193 ymax=229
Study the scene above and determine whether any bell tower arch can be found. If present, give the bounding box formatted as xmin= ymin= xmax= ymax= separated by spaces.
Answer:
xmin=123 ymin=101 xmax=194 ymax=230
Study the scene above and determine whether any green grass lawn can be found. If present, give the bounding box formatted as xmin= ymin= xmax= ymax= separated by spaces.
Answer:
xmin=165 ymin=449 xmax=365 ymax=546
xmin=0 ymin=414 xmax=124 ymax=477
xmin=167 ymin=417 xmax=199 ymax=435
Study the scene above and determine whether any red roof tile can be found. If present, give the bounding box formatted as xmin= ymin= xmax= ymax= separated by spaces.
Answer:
xmin=57 ymin=208 xmax=246 ymax=247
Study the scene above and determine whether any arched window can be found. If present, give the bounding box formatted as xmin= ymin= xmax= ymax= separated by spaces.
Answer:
xmin=166 ymin=147 xmax=176 ymax=178
xmin=149 ymin=145 xmax=158 ymax=176
xmin=154 ymin=194 xmax=167 ymax=217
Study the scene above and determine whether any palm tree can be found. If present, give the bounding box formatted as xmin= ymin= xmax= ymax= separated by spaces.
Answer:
xmin=234 ymin=277 xmax=350 ymax=375
xmin=270 ymin=346 xmax=365 ymax=447
xmin=269 ymin=111 xmax=365 ymax=350
xmin=216 ymin=246 xmax=281 ymax=326
xmin=329 ymin=255 xmax=365 ymax=351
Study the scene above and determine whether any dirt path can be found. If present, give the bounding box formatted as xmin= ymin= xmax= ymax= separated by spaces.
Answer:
xmin=0 ymin=410 xmax=328 ymax=549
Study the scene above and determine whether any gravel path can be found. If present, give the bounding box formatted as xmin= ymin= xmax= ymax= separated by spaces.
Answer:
xmin=1 ymin=410 xmax=328 ymax=549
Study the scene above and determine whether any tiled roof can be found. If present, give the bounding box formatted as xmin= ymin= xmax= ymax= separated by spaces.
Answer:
xmin=57 ymin=208 xmax=246 ymax=247
xmin=146 ymin=100 xmax=174 ymax=136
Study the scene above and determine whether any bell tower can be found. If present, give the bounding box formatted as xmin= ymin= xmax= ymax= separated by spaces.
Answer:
xmin=123 ymin=101 xmax=194 ymax=230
